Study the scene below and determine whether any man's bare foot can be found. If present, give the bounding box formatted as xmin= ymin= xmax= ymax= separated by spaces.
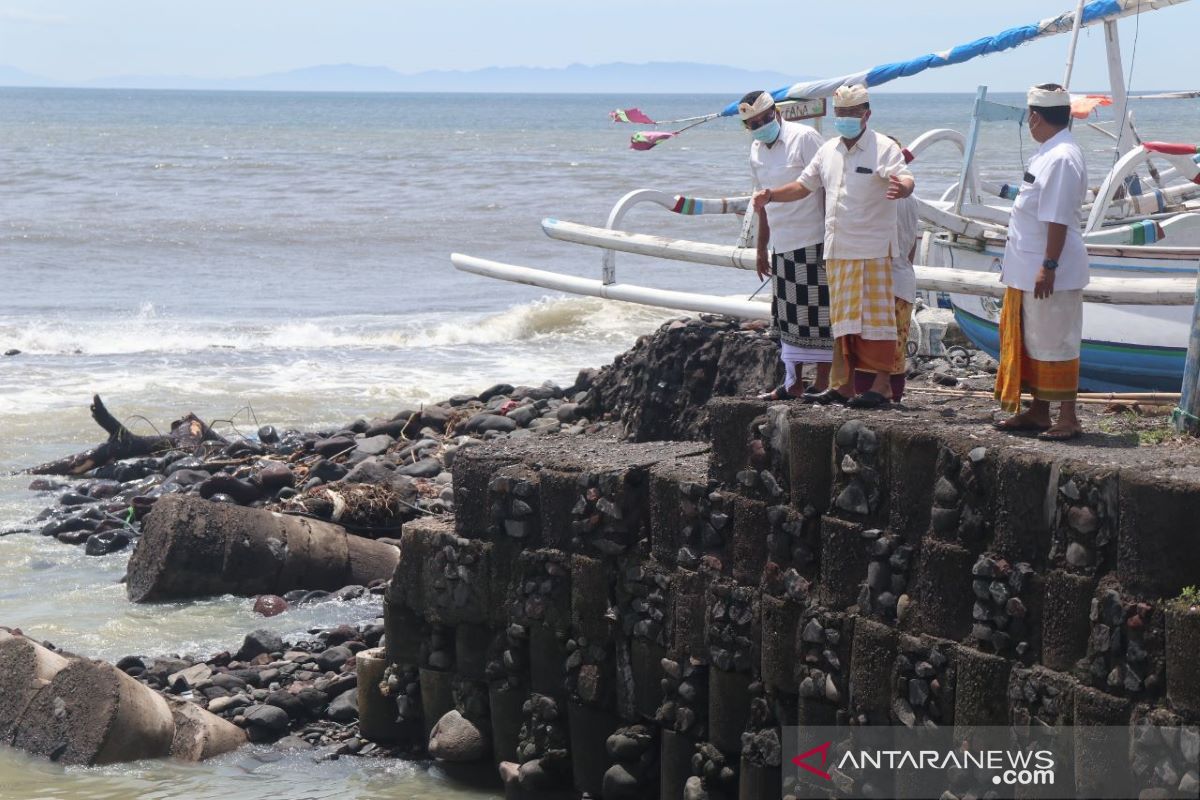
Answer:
xmin=994 ymin=411 xmax=1052 ymax=432
xmin=1038 ymin=422 xmax=1083 ymax=441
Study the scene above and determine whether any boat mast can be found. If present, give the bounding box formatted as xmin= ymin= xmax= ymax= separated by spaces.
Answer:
xmin=1104 ymin=18 xmax=1138 ymax=157
xmin=1062 ymin=0 xmax=1088 ymax=88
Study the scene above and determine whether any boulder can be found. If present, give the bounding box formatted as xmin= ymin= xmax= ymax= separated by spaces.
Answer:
xmin=428 ymin=709 xmax=489 ymax=762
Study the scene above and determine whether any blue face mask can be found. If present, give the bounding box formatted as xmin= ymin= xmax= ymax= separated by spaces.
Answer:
xmin=752 ymin=119 xmax=781 ymax=144
xmin=833 ymin=116 xmax=864 ymax=138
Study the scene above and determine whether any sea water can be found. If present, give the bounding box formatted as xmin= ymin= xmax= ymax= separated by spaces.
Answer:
xmin=0 ymin=87 xmax=1196 ymax=798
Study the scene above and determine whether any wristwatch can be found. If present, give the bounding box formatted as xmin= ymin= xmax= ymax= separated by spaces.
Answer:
xmin=1042 ymin=258 xmax=1059 ymax=270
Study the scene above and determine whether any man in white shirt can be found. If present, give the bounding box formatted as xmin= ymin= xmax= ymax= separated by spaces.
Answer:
xmin=739 ymin=90 xmax=831 ymax=401
xmin=751 ymin=84 xmax=915 ymax=409
xmin=993 ymin=83 xmax=1089 ymax=441
xmin=853 ymin=169 xmax=918 ymax=402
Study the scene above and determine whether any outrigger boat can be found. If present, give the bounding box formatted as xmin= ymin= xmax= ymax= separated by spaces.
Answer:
xmin=452 ymin=0 xmax=1200 ymax=392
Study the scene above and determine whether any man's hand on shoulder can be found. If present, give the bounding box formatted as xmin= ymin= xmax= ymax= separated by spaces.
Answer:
xmin=886 ymin=175 xmax=913 ymax=200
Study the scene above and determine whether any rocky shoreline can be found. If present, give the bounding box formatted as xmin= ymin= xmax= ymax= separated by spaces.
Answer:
xmin=2 ymin=315 xmax=785 ymax=768
xmin=4 ymin=312 xmax=1192 ymax=784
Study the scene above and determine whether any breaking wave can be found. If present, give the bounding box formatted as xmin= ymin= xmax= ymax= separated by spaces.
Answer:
xmin=0 ymin=296 xmax=679 ymax=356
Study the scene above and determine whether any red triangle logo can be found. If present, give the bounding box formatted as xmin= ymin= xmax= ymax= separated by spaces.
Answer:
xmin=791 ymin=741 xmax=833 ymax=780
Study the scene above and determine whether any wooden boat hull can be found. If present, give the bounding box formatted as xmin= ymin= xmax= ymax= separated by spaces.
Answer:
xmin=930 ymin=238 xmax=1195 ymax=392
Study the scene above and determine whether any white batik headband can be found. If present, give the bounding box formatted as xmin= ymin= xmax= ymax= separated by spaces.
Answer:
xmin=737 ymin=92 xmax=776 ymax=121
xmin=1027 ymin=87 xmax=1071 ymax=107
xmin=833 ymin=84 xmax=869 ymax=108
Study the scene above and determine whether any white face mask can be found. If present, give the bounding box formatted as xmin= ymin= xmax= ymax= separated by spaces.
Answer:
xmin=833 ymin=116 xmax=864 ymax=138
xmin=751 ymin=119 xmax=781 ymax=144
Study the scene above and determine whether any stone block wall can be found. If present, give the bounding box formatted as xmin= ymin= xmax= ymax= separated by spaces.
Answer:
xmin=378 ymin=400 xmax=1200 ymax=799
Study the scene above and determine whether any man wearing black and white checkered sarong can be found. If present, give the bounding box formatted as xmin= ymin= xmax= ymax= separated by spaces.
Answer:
xmin=739 ymin=89 xmax=831 ymax=402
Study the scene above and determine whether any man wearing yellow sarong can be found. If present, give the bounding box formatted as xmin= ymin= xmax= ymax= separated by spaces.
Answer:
xmin=993 ymin=83 xmax=1089 ymax=441
xmin=751 ymin=84 xmax=915 ymax=409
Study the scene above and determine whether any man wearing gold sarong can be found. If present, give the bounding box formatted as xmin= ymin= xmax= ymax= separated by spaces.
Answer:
xmin=993 ymin=83 xmax=1089 ymax=441
xmin=751 ymin=84 xmax=914 ymax=409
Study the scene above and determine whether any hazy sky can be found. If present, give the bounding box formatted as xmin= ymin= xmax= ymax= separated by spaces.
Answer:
xmin=0 ymin=0 xmax=1193 ymax=91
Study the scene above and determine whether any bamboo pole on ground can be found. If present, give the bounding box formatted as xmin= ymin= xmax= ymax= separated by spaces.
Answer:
xmin=905 ymin=386 xmax=1179 ymax=407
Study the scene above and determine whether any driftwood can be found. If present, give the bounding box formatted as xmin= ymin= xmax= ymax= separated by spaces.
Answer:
xmin=28 ymin=394 xmax=226 ymax=476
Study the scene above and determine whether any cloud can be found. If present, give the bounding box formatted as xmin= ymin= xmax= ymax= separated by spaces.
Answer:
xmin=0 ymin=8 xmax=69 ymax=25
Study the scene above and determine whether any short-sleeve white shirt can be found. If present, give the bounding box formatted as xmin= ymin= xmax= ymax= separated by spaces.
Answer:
xmin=1001 ymin=128 xmax=1090 ymax=291
xmin=750 ymin=121 xmax=825 ymax=252
xmin=797 ymin=129 xmax=913 ymax=261
xmin=892 ymin=195 xmax=919 ymax=303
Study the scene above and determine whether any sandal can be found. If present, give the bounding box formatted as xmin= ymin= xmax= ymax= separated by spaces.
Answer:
xmin=756 ymin=385 xmax=790 ymax=401
xmin=847 ymin=390 xmax=892 ymax=410
xmin=1037 ymin=425 xmax=1082 ymax=441
xmin=799 ymin=386 xmax=826 ymax=404
xmin=811 ymin=389 xmax=851 ymax=406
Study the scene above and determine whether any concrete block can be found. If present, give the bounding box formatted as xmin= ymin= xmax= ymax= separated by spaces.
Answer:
xmin=488 ymin=539 xmax=522 ymax=629
xmin=567 ymin=702 xmax=621 ymax=797
xmin=631 ymin=639 xmax=666 ymax=721
xmin=706 ymin=397 xmax=770 ymax=487
xmin=537 ymin=468 xmax=583 ymax=551
xmin=1166 ymin=605 xmax=1200 ymax=718
xmin=383 ymin=599 xmax=425 ymax=666
xmin=419 ymin=667 xmax=457 ymax=743
xmin=649 ymin=456 xmax=708 ymax=565
xmin=784 ymin=410 xmax=839 ymax=513
xmin=992 ymin=450 xmax=1053 ymax=565
xmin=388 ymin=515 xmax=452 ymax=612
xmin=952 ymin=644 xmax=1013 ymax=735
xmin=731 ymin=495 xmax=770 ymax=586
xmin=661 ymin=729 xmax=696 ymax=800
xmin=739 ymin=756 xmax=782 ymax=800
xmin=708 ymin=667 xmax=752 ymax=756
xmin=885 ymin=425 xmax=940 ymax=541
xmin=570 ymin=554 xmax=613 ymax=646
xmin=357 ymin=648 xmax=405 ymax=743
xmin=12 ymin=658 xmax=175 ymax=766
xmin=1041 ymin=570 xmax=1095 ymax=671
xmin=908 ymin=539 xmax=974 ymax=642
xmin=671 ymin=568 xmax=708 ymax=663
xmin=817 ymin=517 xmax=870 ymax=610
xmin=1118 ymin=471 xmax=1200 ymax=598
xmin=0 ymin=635 xmax=69 ymax=744
xmin=489 ymin=683 xmax=527 ymax=764
xmin=849 ymin=618 xmax=897 ymax=719
xmin=1073 ymin=686 xmax=1133 ymax=799
xmin=452 ymin=447 xmax=523 ymax=539
xmin=759 ymin=593 xmax=801 ymax=694
xmin=455 ymin=624 xmax=492 ymax=682
xmin=529 ymin=624 xmax=568 ymax=707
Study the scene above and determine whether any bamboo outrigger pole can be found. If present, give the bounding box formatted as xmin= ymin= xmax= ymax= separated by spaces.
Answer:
xmin=1174 ymin=278 xmax=1200 ymax=434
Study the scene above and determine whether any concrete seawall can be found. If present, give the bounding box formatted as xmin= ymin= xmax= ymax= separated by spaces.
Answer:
xmin=377 ymin=398 xmax=1200 ymax=796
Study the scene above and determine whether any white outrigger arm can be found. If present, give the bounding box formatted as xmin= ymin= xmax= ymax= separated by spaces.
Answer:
xmin=450 ymin=215 xmax=1196 ymax=318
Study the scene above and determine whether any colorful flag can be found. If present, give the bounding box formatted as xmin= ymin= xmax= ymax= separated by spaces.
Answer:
xmin=610 ymin=108 xmax=657 ymax=124
xmin=629 ymin=131 xmax=679 ymax=151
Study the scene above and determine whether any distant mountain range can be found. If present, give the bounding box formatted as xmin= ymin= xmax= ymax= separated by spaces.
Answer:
xmin=0 ymin=62 xmax=809 ymax=94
